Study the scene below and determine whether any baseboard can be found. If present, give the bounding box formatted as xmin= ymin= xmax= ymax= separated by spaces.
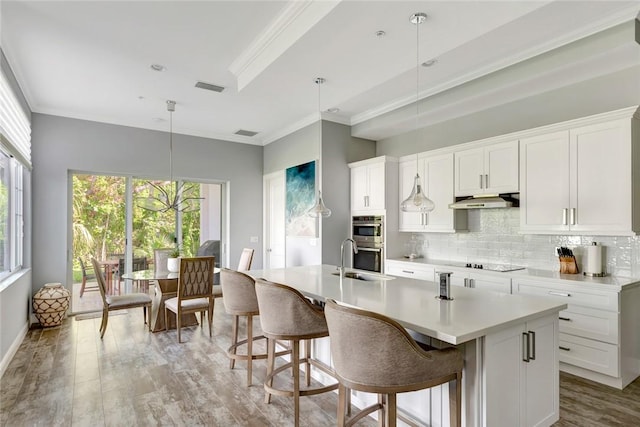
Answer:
xmin=0 ymin=321 xmax=28 ymax=378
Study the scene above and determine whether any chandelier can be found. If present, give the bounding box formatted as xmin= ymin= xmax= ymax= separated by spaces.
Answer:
xmin=137 ymin=100 xmax=203 ymax=213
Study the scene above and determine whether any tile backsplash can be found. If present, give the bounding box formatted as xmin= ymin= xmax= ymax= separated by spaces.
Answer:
xmin=404 ymin=208 xmax=640 ymax=278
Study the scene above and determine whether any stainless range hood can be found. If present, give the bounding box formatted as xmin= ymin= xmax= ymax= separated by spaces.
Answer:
xmin=448 ymin=195 xmax=518 ymax=209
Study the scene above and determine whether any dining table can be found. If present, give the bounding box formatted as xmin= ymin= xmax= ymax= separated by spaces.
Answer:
xmin=121 ymin=268 xmax=220 ymax=333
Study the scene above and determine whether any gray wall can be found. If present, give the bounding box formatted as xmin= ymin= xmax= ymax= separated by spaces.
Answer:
xmin=31 ymin=114 xmax=263 ymax=291
xmin=263 ymin=120 xmax=375 ymax=266
xmin=376 ymin=65 xmax=640 ymax=157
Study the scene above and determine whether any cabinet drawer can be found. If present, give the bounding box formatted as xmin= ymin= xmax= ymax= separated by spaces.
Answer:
xmin=386 ymin=262 xmax=434 ymax=281
xmin=514 ymin=279 xmax=618 ymax=311
xmin=559 ymin=306 xmax=618 ymax=345
xmin=559 ymin=333 xmax=619 ymax=377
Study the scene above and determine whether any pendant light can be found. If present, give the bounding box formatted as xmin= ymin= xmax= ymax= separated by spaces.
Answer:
xmin=401 ymin=13 xmax=435 ymax=213
xmin=307 ymin=77 xmax=332 ymax=218
xmin=138 ymin=100 xmax=204 ymax=213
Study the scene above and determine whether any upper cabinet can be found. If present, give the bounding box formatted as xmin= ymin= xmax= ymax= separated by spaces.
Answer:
xmin=454 ymin=140 xmax=519 ymax=197
xmin=520 ymin=112 xmax=639 ymax=235
xmin=349 ymin=156 xmax=398 ymax=213
xmin=398 ymin=153 xmax=467 ymax=233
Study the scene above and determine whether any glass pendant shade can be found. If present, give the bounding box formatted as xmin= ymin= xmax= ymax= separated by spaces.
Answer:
xmin=307 ymin=190 xmax=331 ymax=218
xmin=401 ymin=173 xmax=435 ymax=212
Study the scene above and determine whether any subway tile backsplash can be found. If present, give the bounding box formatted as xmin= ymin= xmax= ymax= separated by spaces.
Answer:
xmin=405 ymin=208 xmax=640 ymax=278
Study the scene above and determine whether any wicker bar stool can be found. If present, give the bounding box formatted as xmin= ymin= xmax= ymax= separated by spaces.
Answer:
xmin=220 ymin=268 xmax=288 ymax=386
xmin=324 ymin=298 xmax=464 ymax=427
xmin=254 ymin=279 xmax=338 ymax=427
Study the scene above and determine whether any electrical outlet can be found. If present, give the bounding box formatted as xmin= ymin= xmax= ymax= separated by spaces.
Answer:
xmin=250 ymin=236 xmax=258 ymax=243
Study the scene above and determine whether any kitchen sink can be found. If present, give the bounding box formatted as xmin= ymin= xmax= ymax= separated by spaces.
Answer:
xmin=332 ymin=271 xmax=395 ymax=281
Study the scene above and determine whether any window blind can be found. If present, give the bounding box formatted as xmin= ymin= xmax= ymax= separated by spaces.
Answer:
xmin=0 ymin=70 xmax=31 ymax=168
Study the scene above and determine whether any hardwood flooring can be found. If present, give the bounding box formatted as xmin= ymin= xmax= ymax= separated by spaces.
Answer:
xmin=1 ymin=306 xmax=639 ymax=426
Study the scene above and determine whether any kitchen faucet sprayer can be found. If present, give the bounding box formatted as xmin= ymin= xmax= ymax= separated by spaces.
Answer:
xmin=339 ymin=238 xmax=358 ymax=276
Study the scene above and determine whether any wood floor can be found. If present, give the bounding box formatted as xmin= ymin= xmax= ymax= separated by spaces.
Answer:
xmin=1 ymin=306 xmax=639 ymax=426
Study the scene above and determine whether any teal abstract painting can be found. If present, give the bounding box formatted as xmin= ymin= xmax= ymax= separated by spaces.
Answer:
xmin=286 ymin=161 xmax=316 ymax=237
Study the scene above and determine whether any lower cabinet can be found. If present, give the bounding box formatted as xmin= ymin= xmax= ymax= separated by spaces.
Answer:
xmin=385 ymin=260 xmax=435 ymax=281
xmin=449 ymin=270 xmax=512 ymax=294
xmin=484 ymin=314 xmax=559 ymax=427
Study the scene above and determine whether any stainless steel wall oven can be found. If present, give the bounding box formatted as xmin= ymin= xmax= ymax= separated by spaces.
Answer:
xmin=352 ymin=215 xmax=384 ymax=273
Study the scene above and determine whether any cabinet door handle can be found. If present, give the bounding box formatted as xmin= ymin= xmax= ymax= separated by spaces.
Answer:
xmin=559 ymin=346 xmax=571 ymax=352
xmin=522 ymin=332 xmax=530 ymax=362
xmin=470 ymin=278 xmax=475 ymax=288
xmin=463 ymin=278 xmax=469 ymax=288
xmin=402 ymin=270 xmax=414 ymax=274
xmin=570 ymin=208 xmax=576 ymax=225
xmin=485 ymin=174 xmax=489 ymax=189
xmin=549 ymin=291 xmax=571 ymax=297
xmin=562 ymin=208 xmax=568 ymax=225
xmin=479 ymin=174 xmax=483 ymax=189
xmin=528 ymin=330 xmax=536 ymax=361
xmin=559 ymin=316 xmax=571 ymax=321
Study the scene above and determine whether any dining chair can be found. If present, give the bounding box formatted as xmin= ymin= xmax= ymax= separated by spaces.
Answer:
xmin=78 ymin=258 xmax=98 ymax=297
xmin=324 ymin=299 xmax=463 ymax=427
xmin=237 ymin=248 xmax=254 ymax=271
xmin=164 ymin=256 xmax=217 ymax=343
xmin=91 ymin=258 xmax=152 ymax=339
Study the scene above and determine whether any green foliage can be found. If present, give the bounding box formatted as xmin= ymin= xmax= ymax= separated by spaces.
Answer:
xmin=72 ymin=175 xmax=201 ymax=274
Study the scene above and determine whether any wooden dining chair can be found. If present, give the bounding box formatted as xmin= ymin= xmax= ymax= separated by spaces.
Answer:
xmin=164 ymin=256 xmax=216 ymax=343
xmin=237 ymin=248 xmax=254 ymax=271
xmin=78 ymin=258 xmax=98 ymax=297
xmin=91 ymin=258 xmax=152 ymax=339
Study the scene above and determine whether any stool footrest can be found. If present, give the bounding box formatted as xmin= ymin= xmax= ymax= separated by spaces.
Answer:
xmin=264 ymin=358 xmax=338 ymax=398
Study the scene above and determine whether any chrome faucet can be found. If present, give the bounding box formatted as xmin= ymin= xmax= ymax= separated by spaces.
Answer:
xmin=339 ymin=238 xmax=358 ymax=276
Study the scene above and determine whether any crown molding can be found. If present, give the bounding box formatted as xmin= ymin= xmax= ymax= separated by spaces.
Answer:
xmin=229 ymin=0 xmax=341 ymax=91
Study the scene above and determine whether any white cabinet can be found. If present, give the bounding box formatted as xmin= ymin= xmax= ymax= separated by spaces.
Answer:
xmin=399 ymin=153 xmax=467 ymax=233
xmin=454 ymin=140 xmax=519 ymax=197
xmin=449 ymin=269 xmax=512 ymax=294
xmin=484 ymin=314 xmax=559 ymax=427
xmin=520 ymin=116 xmax=637 ymax=235
xmin=349 ymin=156 xmax=397 ymax=213
xmin=385 ymin=260 xmax=434 ymax=281
xmin=513 ymin=277 xmax=640 ymax=389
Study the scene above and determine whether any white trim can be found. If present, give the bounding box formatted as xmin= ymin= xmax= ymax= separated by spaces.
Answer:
xmin=0 ymin=321 xmax=28 ymax=378
xmin=229 ymin=0 xmax=341 ymax=91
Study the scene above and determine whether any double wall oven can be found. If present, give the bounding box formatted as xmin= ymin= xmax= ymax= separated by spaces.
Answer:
xmin=352 ymin=215 xmax=384 ymax=273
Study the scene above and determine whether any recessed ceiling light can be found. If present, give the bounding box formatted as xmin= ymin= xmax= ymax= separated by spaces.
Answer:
xmin=138 ymin=95 xmax=145 ymax=100
xmin=152 ymin=117 xmax=166 ymax=123
xmin=150 ymin=64 xmax=166 ymax=72
xmin=422 ymin=58 xmax=438 ymax=67
xmin=375 ymin=30 xmax=386 ymax=38
xmin=234 ymin=129 xmax=258 ymax=137
xmin=327 ymin=108 xmax=340 ymax=113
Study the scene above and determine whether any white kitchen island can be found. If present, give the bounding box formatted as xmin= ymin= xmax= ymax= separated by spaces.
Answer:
xmin=248 ymin=265 xmax=567 ymax=427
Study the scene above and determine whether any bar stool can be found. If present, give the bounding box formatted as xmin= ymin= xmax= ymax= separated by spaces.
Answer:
xmin=254 ymin=279 xmax=338 ymax=427
xmin=220 ymin=268 xmax=287 ymax=386
xmin=324 ymin=299 xmax=464 ymax=427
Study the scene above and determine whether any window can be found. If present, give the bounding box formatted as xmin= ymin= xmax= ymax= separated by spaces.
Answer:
xmin=0 ymin=150 xmax=23 ymax=277
xmin=0 ymin=66 xmax=30 ymax=279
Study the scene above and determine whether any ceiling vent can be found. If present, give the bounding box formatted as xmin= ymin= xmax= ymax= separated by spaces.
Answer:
xmin=234 ymin=129 xmax=259 ymax=137
xmin=195 ymin=81 xmax=225 ymax=93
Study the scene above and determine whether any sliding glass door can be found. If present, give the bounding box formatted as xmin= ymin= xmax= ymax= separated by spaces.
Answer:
xmin=71 ymin=173 xmax=221 ymax=314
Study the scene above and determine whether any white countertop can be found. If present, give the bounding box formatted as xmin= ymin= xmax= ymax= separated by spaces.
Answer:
xmin=248 ymin=265 xmax=566 ymax=345
xmin=387 ymin=257 xmax=640 ymax=291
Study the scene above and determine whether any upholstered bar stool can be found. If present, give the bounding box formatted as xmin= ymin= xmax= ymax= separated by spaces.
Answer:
xmin=220 ymin=268 xmax=287 ymax=386
xmin=254 ymin=279 xmax=338 ymax=427
xmin=324 ymin=299 xmax=464 ymax=427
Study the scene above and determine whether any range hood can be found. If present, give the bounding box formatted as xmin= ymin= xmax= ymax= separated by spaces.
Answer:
xmin=449 ymin=195 xmax=518 ymax=209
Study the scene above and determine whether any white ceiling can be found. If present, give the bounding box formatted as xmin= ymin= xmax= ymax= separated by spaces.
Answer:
xmin=1 ymin=1 xmax=638 ymax=145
